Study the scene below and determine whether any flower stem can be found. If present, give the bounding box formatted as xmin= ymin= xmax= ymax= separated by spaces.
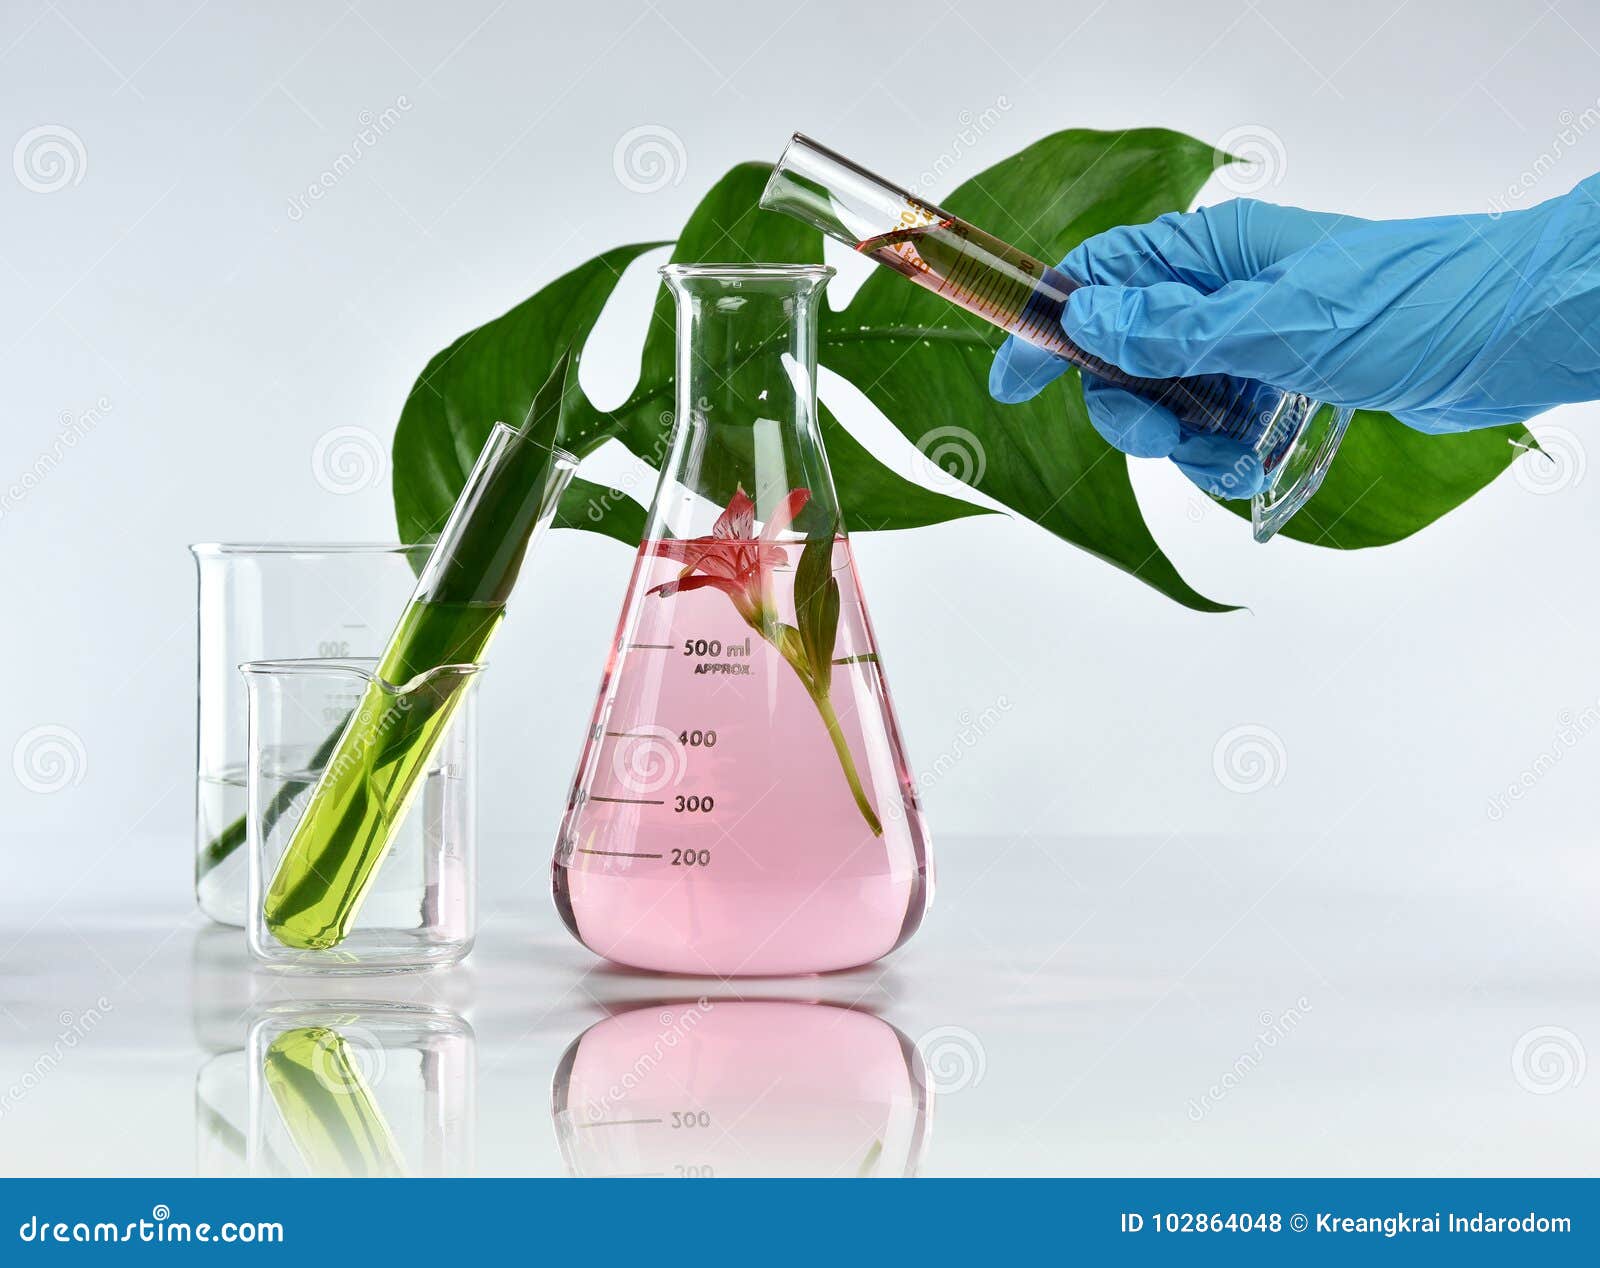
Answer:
xmin=747 ymin=607 xmax=882 ymax=837
xmin=810 ymin=689 xmax=883 ymax=837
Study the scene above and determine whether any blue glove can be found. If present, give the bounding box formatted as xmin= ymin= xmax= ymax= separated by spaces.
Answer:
xmin=990 ymin=178 xmax=1600 ymax=495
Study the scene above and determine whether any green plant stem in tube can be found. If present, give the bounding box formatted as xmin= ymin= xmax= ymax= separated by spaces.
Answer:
xmin=261 ymin=607 xmax=498 ymax=949
xmin=263 ymin=352 xmax=579 ymax=950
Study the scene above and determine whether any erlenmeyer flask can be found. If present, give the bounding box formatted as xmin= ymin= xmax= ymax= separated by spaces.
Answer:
xmin=553 ymin=263 xmax=932 ymax=976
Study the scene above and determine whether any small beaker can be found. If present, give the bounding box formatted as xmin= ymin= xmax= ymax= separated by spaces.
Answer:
xmin=242 ymin=657 xmax=479 ymax=973
xmin=192 ymin=543 xmax=428 ymax=926
xmin=246 ymin=1002 xmax=476 ymax=1177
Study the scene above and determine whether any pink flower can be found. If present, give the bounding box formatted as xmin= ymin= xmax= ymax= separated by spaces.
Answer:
xmin=650 ymin=486 xmax=810 ymax=625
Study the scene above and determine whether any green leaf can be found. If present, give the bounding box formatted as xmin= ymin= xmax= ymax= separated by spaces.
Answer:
xmin=552 ymin=475 xmax=648 ymax=545
xmin=1220 ymin=410 xmax=1530 ymax=548
xmin=634 ymin=162 xmax=822 ymax=396
xmin=606 ymin=162 xmax=988 ymax=534
xmin=389 ymin=129 xmax=1527 ymax=615
xmin=393 ymin=241 xmax=665 ymax=544
xmin=423 ymin=348 xmax=572 ymax=606
xmin=818 ymin=403 xmax=989 ymax=532
xmin=794 ymin=526 xmax=840 ymax=692
xmin=824 ymin=129 xmax=1238 ymax=611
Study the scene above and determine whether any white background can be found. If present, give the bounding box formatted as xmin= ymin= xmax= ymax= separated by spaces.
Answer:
xmin=1 ymin=0 xmax=1598 ymax=1178
xmin=6 ymin=0 xmax=1600 ymax=889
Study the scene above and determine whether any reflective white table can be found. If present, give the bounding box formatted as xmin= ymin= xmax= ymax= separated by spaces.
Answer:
xmin=2 ymin=832 xmax=1595 ymax=1177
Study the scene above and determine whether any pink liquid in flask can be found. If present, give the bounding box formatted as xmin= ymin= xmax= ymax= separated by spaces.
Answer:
xmin=553 ymin=533 xmax=932 ymax=976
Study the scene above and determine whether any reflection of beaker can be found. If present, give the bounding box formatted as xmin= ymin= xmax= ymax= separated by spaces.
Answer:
xmin=246 ymin=1003 xmax=475 ymax=1177
xmin=551 ymin=1001 xmax=930 ymax=1178
xmin=195 ymin=1050 xmax=252 ymax=1177
xmin=553 ymin=264 xmax=932 ymax=976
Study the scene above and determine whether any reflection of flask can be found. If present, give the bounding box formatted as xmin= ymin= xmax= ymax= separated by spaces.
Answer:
xmin=551 ymin=1001 xmax=930 ymax=1178
xmin=553 ymin=264 xmax=932 ymax=976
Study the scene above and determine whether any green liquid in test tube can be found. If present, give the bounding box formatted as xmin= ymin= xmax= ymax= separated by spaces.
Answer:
xmin=262 ymin=362 xmax=577 ymax=950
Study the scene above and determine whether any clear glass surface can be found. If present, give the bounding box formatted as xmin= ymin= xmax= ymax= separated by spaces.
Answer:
xmin=190 ymin=543 xmax=428 ymax=926
xmin=553 ymin=264 xmax=933 ymax=976
xmin=244 ymin=658 xmax=478 ymax=974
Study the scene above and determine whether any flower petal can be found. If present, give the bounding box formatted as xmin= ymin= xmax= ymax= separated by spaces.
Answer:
xmin=648 ymin=573 xmax=749 ymax=601
xmin=759 ymin=487 xmax=812 ymax=540
xmin=714 ymin=487 xmax=756 ymax=540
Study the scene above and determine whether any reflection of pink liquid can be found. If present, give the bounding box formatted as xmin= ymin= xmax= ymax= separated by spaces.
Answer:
xmin=553 ymin=539 xmax=931 ymax=976
xmin=552 ymin=1002 xmax=929 ymax=1177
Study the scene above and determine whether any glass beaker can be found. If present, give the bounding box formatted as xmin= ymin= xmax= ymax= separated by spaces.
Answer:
xmin=552 ymin=263 xmax=932 ymax=976
xmin=243 ymin=658 xmax=478 ymax=973
xmin=246 ymin=1002 xmax=475 ymax=1177
xmin=551 ymin=1001 xmax=931 ymax=1177
xmin=192 ymin=542 xmax=428 ymax=926
xmin=760 ymin=133 xmax=1355 ymax=542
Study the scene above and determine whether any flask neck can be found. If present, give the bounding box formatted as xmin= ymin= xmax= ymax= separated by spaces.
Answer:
xmin=651 ymin=265 xmax=842 ymax=541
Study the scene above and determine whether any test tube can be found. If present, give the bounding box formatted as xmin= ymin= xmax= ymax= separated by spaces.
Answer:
xmin=759 ymin=133 xmax=1353 ymax=541
xmin=262 ymin=399 xmax=576 ymax=952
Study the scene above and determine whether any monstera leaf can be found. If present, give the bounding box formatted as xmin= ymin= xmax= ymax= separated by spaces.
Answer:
xmin=392 ymin=128 xmax=1528 ymax=610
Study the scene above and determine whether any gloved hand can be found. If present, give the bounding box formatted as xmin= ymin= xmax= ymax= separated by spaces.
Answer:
xmin=989 ymin=177 xmax=1600 ymax=495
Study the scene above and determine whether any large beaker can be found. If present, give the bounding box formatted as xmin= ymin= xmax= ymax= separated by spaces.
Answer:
xmin=553 ymin=264 xmax=932 ymax=976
